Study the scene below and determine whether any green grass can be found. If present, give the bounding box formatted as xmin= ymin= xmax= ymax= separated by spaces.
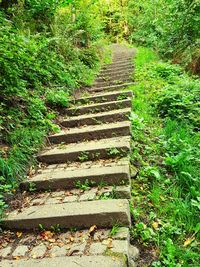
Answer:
xmin=129 ymin=47 xmax=200 ymax=266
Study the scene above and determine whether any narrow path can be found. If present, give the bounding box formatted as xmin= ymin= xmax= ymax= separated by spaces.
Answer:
xmin=0 ymin=45 xmax=138 ymax=266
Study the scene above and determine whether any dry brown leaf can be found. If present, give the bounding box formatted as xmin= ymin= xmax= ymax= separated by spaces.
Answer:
xmin=16 ymin=232 xmax=23 ymax=238
xmin=89 ymin=225 xmax=97 ymax=235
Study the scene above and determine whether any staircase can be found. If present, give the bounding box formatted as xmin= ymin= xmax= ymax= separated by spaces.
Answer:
xmin=0 ymin=45 xmax=138 ymax=267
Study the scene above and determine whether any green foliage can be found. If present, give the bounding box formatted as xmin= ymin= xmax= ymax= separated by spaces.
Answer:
xmin=128 ymin=0 xmax=200 ymax=72
xmin=0 ymin=0 xmax=104 ymax=220
xmin=130 ymin=47 xmax=200 ymax=266
xmin=46 ymin=90 xmax=69 ymax=108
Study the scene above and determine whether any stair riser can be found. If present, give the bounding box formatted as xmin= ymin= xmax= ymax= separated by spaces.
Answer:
xmin=21 ymin=172 xmax=130 ymax=191
xmin=102 ymin=63 xmax=133 ymax=71
xmin=4 ymin=200 xmax=131 ymax=230
xmin=61 ymin=110 xmax=131 ymax=127
xmin=94 ymin=79 xmax=133 ymax=88
xmin=96 ymin=74 xmax=132 ymax=83
xmin=38 ymin=146 xmax=130 ymax=164
xmin=49 ymin=125 xmax=131 ymax=144
xmin=90 ymin=83 xmax=135 ymax=93
xmin=102 ymin=61 xmax=132 ymax=68
xmin=66 ymin=99 xmax=132 ymax=116
xmin=70 ymin=91 xmax=133 ymax=105
xmin=100 ymin=67 xmax=133 ymax=75
xmin=5 ymin=211 xmax=130 ymax=230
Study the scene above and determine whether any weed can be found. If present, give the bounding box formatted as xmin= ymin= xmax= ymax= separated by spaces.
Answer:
xmin=129 ymin=46 xmax=200 ymax=266
xmin=38 ymin=224 xmax=45 ymax=232
xmin=107 ymin=147 xmax=121 ymax=156
xmin=110 ymin=224 xmax=120 ymax=236
xmin=51 ymin=224 xmax=61 ymax=233
xmin=28 ymin=182 xmax=37 ymax=192
xmin=75 ymin=179 xmax=92 ymax=191
xmin=78 ymin=152 xmax=89 ymax=162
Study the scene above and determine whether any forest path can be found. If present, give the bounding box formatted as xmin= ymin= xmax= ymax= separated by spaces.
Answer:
xmin=1 ymin=45 xmax=138 ymax=267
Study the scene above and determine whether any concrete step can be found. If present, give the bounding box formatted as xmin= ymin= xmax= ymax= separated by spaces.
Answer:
xmin=4 ymin=199 xmax=131 ymax=230
xmin=95 ymin=73 xmax=132 ymax=83
xmin=61 ymin=108 xmax=131 ymax=128
xmin=102 ymin=61 xmax=133 ymax=69
xmin=49 ymin=121 xmax=131 ymax=144
xmin=1 ymin=255 xmax=126 ymax=267
xmin=89 ymin=82 xmax=135 ymax=93
xmin=102 ymin=62 xmax=133 ymax=71
xmin=21 ymin=161 xmax=130 ymax=190
xmin=93 ymin=78 xmax=133 ymax=89
xmin=70 ymin=90 xmax=133 ymax=105
xmin=65 ymin=99 xmax=132 ymax=116
xmin=99 ymin=66 xmax=133 ymax=75
xmin=19 ymin=185 xmax=131 ymax=205
xmin=38 ymin=136 xmax=131 ymax=164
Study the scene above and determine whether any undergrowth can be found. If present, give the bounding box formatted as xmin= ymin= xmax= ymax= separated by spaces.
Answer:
xmin=0 ymin=1 xmax=109 ymax=221
xmin=130 ymin=47 xmax=200 ymax=266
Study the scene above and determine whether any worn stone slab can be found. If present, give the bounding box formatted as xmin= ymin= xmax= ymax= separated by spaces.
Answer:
xmin=12 ymin=245 xmax=29 ymax=257
xmin=93 ymin=78 xmax=133 ymax=88
xmin=102 ymin=61 xmax=133 ymax=70
xmin=115 ymin=185 xmax=131 ymax=199
xmin=30 ymin=244 xmax=47 ymax=258
xmin=37 ymin=136 xmax=131 ymax=164
xmin=23 ymin=164 xmax=130 ymax=190
xmin=1 ymin=256 xmax=126 ymax=267
xmin=61 ymin=108 xmax=131 ymax=128
xmin=89 ymin=82 xmax=135 ymax=93
xmin=95 ymin=74 xmax=132 ymax=83
xmin=49 ymin=121 xmax=131 ymax=144
xmin=0 ymin=246 xmax=12 ymax=258
xmin=100 ymin=66 xmax=133 ymax=76
xmin=65 ymin=99 xmax=132 ymax=116
xmin=4 ymin=199 xmax=131 ymax=230
xmin=70 ymin=90 xmax=133 ymax=105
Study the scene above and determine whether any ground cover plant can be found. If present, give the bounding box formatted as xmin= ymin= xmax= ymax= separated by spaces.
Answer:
xmin=129 ymin=47 xmax=200 ymax=266
xmin=0 ymin=0 xmax=107 ymax=220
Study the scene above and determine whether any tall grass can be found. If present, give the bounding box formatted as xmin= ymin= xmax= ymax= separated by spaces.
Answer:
xmin=130 ymin=47 xmax=200 ymax=266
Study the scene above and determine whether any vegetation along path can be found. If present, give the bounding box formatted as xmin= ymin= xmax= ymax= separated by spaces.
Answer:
xmin=0 ymin=45 xmax=140 ymax=266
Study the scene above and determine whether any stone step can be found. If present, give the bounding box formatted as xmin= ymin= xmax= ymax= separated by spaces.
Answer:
xmin=19 ymin=185 xmax=131 ymax=206
xmin=4 ymin=199 xmax=131 ymax=230
xmin=102 ymin=62 xmax=133 ymax=71
xmin=95 ymin=72 xmax=132 ymax=82
xmin=49 ymin=121 xmax=131 ymax=144
xmin=89 ymin=82 xmax=135 ymax=93
xmin=61 ymin=108 xmax=131 ymax=128
xmin=38 ymin=136 xmax=131 ymax=164
xmin=21 ymin=162 xmax=130 ymax=190
xmin=93 ymin=78 xmax=133 ymax=88
xmin=65 ymin=99 xmax=132 ymax=116
xmin=102 ymin=60 xmax=132 ymax=69
xmin=70 ymin=90 xmax=133 ymax=105
xmin=99 ymin=66 xmax=133 ymax=75
xmin=1 ymin=255 xmax=126 ymax=267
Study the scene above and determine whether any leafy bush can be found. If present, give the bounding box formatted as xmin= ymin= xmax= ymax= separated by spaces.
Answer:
xmin=130 ymin=47 xmax=200 ymax=266
xmin=156 ymin=80 xmax=200 ymax=128
xmin=46 ymin=90 xmax=69 ymax=108
xmin=0 ymin=0 xmax=103 ymax=220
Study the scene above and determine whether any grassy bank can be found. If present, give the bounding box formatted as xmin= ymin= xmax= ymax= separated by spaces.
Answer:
xmin=0 ymin=2 xmax=108 ymax=220
xmin=130 ymin=47 xmax=200 ymax=266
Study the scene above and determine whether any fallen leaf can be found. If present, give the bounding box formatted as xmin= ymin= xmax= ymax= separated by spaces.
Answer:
xmin=16 ymin=232 xmax=23 ymax=238
xmin=107 ymin=239 xmax=113 ymax=248
xmin=152 ymin=221 xmax=159 ymax=230
xmin=69 ymin=237 xmax=74 ymax=242
xmin=13 ymin=256 xmax=21 ymax=260
xmin=183 ymin=237 xmax=195 ymax=247
xmin=89 ymin=225 xmax=97 ymax=235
